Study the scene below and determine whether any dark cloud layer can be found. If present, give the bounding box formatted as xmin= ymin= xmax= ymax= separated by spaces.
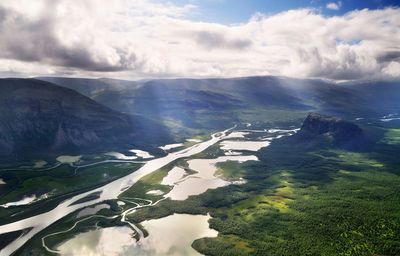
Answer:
xmin=0 ymin=5 xmax=137 ymax=72
xmin=377 ymin=50 xmax=400 ymax=63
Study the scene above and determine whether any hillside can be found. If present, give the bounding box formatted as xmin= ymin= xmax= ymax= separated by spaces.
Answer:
xmin=38 ymin=77 xmax=140 ymax=97
xmin=38 ymin=76 xmax=383 ymax=131
xmin=345 ymin=80 xmax=400 ymax=114
xmin=0 ymin=79 xmax=170 ymax=155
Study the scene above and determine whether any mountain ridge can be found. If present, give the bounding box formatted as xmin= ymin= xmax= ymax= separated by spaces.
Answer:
xmin=0 ymin=78 xmax=170 ymax=155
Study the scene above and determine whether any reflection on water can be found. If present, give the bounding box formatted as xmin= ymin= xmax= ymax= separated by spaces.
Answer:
xmin=159 ymin=143 xmax=184 ymax=151
xmin=186 ymin=139 xmax=202 ymax=143
xmin=0 ymin=128 xmax=232 ymax=256
xmin=146 ymin=190 xmax=164 ymax=195
xmin=138 ymin=214 xmax=217 ymax=256
xmin=57 ymin=214 xmax=217 ymax=256
xmin=57 ymin=155 xmax=82 ymax=163
xmin=0 ymin=195 xmax=36 ymax=208
xmin=220 ymin=140 xmax=271 ymax=151
xmin=129 ymin=149 xmax=154 ymax=159
xmin=33 ymin=160 xmax=47 ymax=168
xmin=105 ymin=152 xmax=137 ymax=160
xmin=165 ymin=155 xmax=257 ymax=200
xmin=161 ymin=167 xmax=186 ymax=186
xmin=224 ymin=131 xmax=249 ymax=139
xmin=57 ymin=226 xmax=136 ymax=256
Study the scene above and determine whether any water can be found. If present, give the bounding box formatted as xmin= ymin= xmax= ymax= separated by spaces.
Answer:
xmin=0 ymin=128 xmax=232 ymax=256
xmin=224 ymin=131 xmax=249 ymax=139
xmin=187 ymin=139 xmax=202 ymax=143
xmin=0 ymin=126 xmax=298 ymax=255
xmin=220 ymin=140 xmax=271 ymax=151
xmin=165 ymin=155 xmax=258 ymax=200
xmin=0 ymin=195 xmax=36 ymax=208
xmin=56 ymin=155 xmax=82 ymax=163
xmin=161 ymin=167 xmax=186 ymax=186
xmin=159 ymin=143 xmax=184 ymax=151
xmin=57 ymin=226 xmax=136 ymax=256
xmin=33 ymin=161 xmax=47 ymax=168
xmin=105 ymin=152 xmax=138 ymax=160
xmin=146 ymin=190 xmax=164 ymax=195
xmin=57 ymin=214 xmax=217 ymax=256
xmin=129 ymin=149 xmax=154 ymax=159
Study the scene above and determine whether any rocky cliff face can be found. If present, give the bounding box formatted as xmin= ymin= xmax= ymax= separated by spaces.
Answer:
xmin=297 ymin=113 xmax=366 ymax=150
xmin=0 ymin=79 xmax=170 ymax=155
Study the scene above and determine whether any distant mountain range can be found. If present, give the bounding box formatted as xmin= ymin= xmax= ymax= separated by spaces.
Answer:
xmin=0 ymin=79 xmax=170 ymax=156
xmin=39 ymin=76 xmax=400 ymax=129
xmin=0 ymin=76 xmax=398 ymax=156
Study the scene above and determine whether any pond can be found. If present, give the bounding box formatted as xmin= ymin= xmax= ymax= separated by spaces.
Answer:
xmin=57 ymin=214 xmax=217 ymax=256
xmin=165 ymin=155 xmax=258 ymax=200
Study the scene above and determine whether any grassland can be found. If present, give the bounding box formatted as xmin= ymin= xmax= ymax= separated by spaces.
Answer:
xmin=381 ymin=128 xmax=400 ymax=145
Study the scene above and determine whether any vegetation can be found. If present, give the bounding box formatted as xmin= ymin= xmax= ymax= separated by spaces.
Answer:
xmin=127 ymin=125 xmax=400 ymax=256
xmin=0 ymin=162 xmax=142 ymax=203
xmin=69 ymin=191 xmax=102 ymax=206
xmin=216 ymin=161 xmax=248 ymax=181
xmin=0 ymin=161 xmax=142 ymax=225
xmin=16 ymin=203 xmax=124 ymax=256
xmin=0 ymin=230 xmax=24 ymax=250
xmin=119 ymin=167 xmax=172 ymax=201
xmin=381 ymin=128 xmax=400 ymax=145
xmin=3 ymin=122 xmax=400 ymax=256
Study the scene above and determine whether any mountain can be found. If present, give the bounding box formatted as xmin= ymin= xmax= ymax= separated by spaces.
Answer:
xmin=38 ymin=77 xmax=140 ymax=98
xmin=38 ymin=76 xmax=382 ymax=132
xmin=0 ymin=78 xmax=170 ymax=155
xmin=344 ymin=80 xmax=400 ymax=114
xmin=295 ymin=113 xmax=367 ymax=150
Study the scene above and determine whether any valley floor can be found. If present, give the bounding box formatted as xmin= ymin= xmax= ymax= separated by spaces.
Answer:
xmin=0 ymin=123 xmax=399 ymax=256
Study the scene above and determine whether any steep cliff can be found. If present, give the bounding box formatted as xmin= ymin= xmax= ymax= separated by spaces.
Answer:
xmin=296 ymin=113 xmax=367 ymax=150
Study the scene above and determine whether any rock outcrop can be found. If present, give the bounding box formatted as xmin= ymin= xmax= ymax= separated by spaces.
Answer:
xmin=296 ymin=113 xmax=367 ymax=150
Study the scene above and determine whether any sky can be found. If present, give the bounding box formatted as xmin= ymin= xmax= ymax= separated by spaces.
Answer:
xmin=0 ymin=0 xmax=399 ymax=81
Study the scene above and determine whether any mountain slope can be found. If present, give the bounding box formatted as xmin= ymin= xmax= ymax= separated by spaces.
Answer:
xmin=344 ymin=80 xmax=400 ymax=114
xmin=38 ymin=76 xmax=383 ymax=131
xmin=38 ymin=77 xmax=139 ymax=98
xmin=0 ymin=78 xmax=170 ymax=155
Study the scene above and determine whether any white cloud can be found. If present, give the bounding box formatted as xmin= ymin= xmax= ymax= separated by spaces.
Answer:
xmin=326 ymin=2 xmax=341 ymax=11
xmin=0 ymin=0 xmax=399 ymax=81
xmin=383 ymin=61 xmax=400 ymax=77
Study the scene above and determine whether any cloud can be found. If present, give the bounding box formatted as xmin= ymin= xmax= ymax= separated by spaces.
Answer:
xmin=326 ymin=2 xmax=341 ymax=11
xmin=0 ymin=1 xmax=399 ymax=81
xmin=377 ymin=50 xmax=400 ymax=63
xmin=193 ymin=31 xmax=252 ymax=50
xmin=0 ymin=0 xmax=196 ymax=73
xmin=0 ymin=1 xmax=138 ymax=72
